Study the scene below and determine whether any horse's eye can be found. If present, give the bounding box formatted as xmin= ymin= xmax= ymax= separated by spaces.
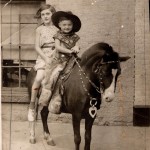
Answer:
xmin=94 ymin=68 xmax=99 ymax=74
xmin=100 ymin=69 xmax=105 ymax=74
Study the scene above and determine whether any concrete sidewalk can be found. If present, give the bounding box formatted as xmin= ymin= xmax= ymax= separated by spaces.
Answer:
xmin=2 ymin=121 xmax=150 ymax=150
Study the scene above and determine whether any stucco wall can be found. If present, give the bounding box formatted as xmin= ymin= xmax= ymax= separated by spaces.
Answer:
xmin=45 ymin=0 xmax=135 ymax=125
xmin=134 ymin=0 xmax=150 ymax=107
xmin=2 ymin=0 xmax=150 ymax=126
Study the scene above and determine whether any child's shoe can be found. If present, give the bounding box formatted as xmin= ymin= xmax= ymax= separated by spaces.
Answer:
xmin=49 ymin=95 xmax=62 ymax=114
xmin=28 ymin=108 xmax=35 ymax=122
xmin=38 ymin=88 xmax=52 ymax=106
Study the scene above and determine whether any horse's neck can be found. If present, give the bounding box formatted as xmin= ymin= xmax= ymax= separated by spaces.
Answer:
xmin=81 ymin=55 xmax=101 ymax=72
xmin=78 ymin=61 xmax=98 ymax=86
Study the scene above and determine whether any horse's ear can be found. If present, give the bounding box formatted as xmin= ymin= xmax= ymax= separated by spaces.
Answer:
xmin=119 ymin=56 xmax=131 ymax=62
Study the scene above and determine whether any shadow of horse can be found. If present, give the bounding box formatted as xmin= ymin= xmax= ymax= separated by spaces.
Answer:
xmin=27 ymin=42 xmax=130 ymax=150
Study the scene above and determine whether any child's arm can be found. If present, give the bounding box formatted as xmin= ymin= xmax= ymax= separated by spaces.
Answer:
xmin=35 ymin=28 xmax=51 ymax=64
xmin=71 ymin=41 xmax=80 ymax=54
xmin=55 ymin=39 xmax=73 ymax=54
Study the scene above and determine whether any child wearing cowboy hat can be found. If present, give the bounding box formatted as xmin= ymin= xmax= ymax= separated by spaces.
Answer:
xmin=38 ymin=11 xmax=81 ymax=114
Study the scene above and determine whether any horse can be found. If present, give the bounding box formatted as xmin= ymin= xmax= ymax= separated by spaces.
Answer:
xmin=27 ymin=42 xmax=130 ymax=150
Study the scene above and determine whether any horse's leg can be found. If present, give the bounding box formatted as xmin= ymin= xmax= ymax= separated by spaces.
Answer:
xmin=40 ymin=106 xmax=55 ymax=146
xmin=72 ymin=114 xmax=81 ymax=150
xmin=29 ymin=121 xmax=36 ymax=144
xmin=84 ymin=115 xmax=95 ymax=150
xmin=29 ymin=98 xmax=38 ymax=144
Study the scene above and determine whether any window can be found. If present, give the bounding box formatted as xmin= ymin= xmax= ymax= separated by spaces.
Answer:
xmin=1 ymin=1 xmax=44 ymax=88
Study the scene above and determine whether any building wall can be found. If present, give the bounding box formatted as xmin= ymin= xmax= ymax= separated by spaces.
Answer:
xmin=2 ymin=0 xmax=149 ymax=126
xmin=134 ymin=0 xmax=150 ymax=107
xmin=46 ymin=0 xmax=135 ymax=125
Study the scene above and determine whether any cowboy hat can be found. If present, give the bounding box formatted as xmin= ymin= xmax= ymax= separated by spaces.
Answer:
xmin=51 ymin=11 xmax=81 ymax=32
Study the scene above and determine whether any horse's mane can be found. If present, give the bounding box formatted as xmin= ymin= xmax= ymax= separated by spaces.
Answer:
xmin=80 ymin=42 xmax=119 ymax=66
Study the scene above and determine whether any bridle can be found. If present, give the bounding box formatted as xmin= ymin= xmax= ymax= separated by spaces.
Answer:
xmin=73 ymin=56 xmax=120 ymax=118
xmin=95 ymin=60 xmax=120 ymax=91
xmin=74 ymin=56 xmax=119 ymax=92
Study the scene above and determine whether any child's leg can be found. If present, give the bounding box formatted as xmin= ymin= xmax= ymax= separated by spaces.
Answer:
xmin=38 ymin=66 xmax=53 ymax=106
xmin=28 ymin=69 xmax=44 ymax=121
xmin=38 ymin=64 xmax=63 ymax=106
xmin=48 ymin=64 xmax=65 ymax=114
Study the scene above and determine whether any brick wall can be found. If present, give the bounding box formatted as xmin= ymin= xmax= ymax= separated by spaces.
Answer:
xmin=46 ymin=0 xmax=135 ymax=125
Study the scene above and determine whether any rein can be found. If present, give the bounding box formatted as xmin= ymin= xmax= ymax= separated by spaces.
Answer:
xmin=100 ymin=60 xmax=119 ymax=65
xmin=74 ymin=57 xmax=101 ymax=94
xmin=73 ymin=56 xmax=119 ymax=94
xmin=73 ymin=56 xmax=119 ymax=118
xmin=74 ymin=57 xmax=99 ymax=118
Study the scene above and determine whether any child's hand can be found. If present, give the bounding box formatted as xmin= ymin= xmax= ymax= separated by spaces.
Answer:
xmin=71 ymin=46 xmax=80 ymax=54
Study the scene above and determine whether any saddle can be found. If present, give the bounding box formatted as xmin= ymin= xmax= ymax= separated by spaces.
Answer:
xmin=48 ymin=56 xmax=79 ymax=114
xmin=51 ymin=56 xmax=80 ymax=98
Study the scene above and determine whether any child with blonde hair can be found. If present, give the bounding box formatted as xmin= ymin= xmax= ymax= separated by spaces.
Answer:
xmin=28 ymin=4 xmax=57 ymax=121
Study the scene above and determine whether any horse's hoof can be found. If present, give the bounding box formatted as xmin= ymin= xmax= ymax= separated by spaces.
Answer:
xmin=47 ymin=139 xmax=56 ymax=146
xmin=44 ymin=136 xmax=47 ymax=140
xmin=43 ymin=132 xmax=55 ymax=146
xmin=44 ymin=134 xmax=49 ymax=140
xmin=29 ymin=138 xmax=36 ymax=144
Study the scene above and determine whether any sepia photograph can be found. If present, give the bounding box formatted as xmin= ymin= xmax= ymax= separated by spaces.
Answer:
xmin=1 ymin=0 xmax=150 ymax=150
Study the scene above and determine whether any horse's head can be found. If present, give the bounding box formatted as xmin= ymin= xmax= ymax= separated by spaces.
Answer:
xmin=90 ymin=43 xmax=130 ymax=102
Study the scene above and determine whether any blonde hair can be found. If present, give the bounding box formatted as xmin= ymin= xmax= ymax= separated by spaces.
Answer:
xmin=35 ymin=4 xmax=56 ymax=19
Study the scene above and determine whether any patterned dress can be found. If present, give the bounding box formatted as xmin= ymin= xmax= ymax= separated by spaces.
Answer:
xmin=53 ymin=30 xmax=80 ymax=62
xmin=34 ymin=24 xmax=57 ymax=71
